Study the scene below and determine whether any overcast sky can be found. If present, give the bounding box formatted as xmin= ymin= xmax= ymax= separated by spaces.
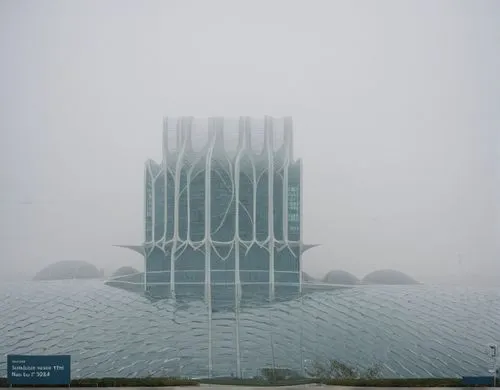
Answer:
xmin=1 ymin=0 xmax=499 ymax=284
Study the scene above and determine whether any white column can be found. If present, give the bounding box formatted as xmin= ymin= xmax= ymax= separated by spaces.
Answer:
xmin=233 ymin=117 xmax=249 ymax=377
xmin=143 ymin=163 xmax=149 ymax=292
xmin=205 ymin=118 xmax=219 ymax=378
xmin=299 ymin=159 xmax=303 ymax=294
xmin=282 ymin=138 xmax=290 ymax=244
xmin=265 ymin=116 xmax=275 ymax=302
xmin=162 ymin=118 xmax=173 ymax=294
xmin=170 ymin=117 xmax=188 ymax=297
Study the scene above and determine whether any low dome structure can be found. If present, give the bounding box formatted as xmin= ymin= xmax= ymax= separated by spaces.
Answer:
xmin=323 ymin=270 xmax=359 ymax=285
xmin=112 ymin=266 xmax=140 ymax=277
xmin=362 ymin=269 xmax=418 ymax=285
xmin=301 ymin=271 xmax=316 ymax=282
xmin=34 ymin=260 xmax=100 ymax=281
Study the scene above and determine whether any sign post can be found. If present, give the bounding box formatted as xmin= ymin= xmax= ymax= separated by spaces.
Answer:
xmin=7 ymin=355 xmax=71 ymax=386
xmin=488 ymin=344 xmax=497 ymax=388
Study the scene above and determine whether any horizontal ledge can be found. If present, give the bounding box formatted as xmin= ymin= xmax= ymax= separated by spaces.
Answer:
xmin=113 ymin=243 xmax=320 ymax=255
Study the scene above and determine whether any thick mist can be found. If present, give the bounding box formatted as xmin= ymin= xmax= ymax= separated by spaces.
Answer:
xmin=1 ymin=0 xmax=499 ymax=285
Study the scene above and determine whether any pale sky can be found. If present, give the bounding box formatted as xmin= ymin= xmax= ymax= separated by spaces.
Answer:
xmin=1 ymin=0 xmax=499 ymax=285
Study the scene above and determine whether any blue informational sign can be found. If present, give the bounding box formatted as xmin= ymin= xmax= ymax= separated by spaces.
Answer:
xmin=7 ymin=355 xmax=71 ymax=385
xmin=462 ymin=376 xmax=494 ymax=386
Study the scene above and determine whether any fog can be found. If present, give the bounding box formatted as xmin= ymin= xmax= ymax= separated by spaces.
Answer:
xmin=1 ymin=0 xmax=498 ymax=285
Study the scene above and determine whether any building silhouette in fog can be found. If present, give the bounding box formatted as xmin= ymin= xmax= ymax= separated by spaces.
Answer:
xmin=116 ymin=116 xmax=317 ymax=305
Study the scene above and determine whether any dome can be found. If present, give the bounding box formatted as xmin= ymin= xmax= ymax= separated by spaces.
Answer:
xmin=323 ymin=270 xmax=359 ymax=285
xmin=362 ymin=269 xmax=418 ymax=285
xmin=112 ymin=266 xmax=140 ymax=277
xmin=33 ymin=260 xmax=100 ymax=281
xmin=301 ymin=271 xmax=316 ymax=282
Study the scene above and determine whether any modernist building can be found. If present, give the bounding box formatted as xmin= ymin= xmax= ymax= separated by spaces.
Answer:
xmin=116 ymin=116 xmax=316 ymax=305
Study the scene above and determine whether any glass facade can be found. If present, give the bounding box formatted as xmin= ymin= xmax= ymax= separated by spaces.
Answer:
xmin=142 ymin=116 xmax=303 ymax=305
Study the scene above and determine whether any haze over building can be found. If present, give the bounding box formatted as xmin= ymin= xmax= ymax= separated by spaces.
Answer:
xmin=116 ymin=116 xmax=318 ymax=304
